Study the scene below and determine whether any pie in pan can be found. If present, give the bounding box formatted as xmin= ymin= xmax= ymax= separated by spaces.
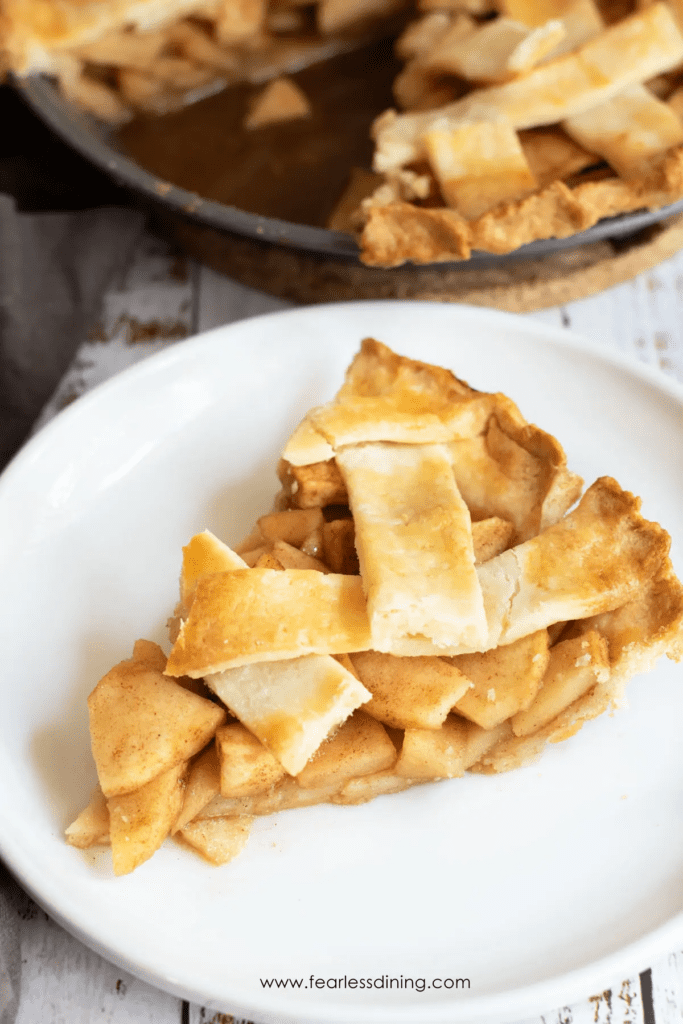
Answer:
xmin=3 ymin=0 xmax=683 ymax=263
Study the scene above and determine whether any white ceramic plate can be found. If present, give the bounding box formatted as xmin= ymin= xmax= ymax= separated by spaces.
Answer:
xmin=1 ymin=301 xmax=682 ymax=1024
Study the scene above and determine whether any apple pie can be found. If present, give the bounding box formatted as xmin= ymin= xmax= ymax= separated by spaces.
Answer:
xmin=66 ymin=338 xmax=683 ymax=874
xmin=4 ymin=0 xmax=683 ymax=262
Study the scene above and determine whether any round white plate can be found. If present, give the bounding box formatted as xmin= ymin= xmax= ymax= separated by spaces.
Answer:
xmin=1 ymin=301 xmax=682 ymax=1024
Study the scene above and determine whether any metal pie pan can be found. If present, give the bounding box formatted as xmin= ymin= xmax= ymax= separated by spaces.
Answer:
xmin=17 ymin=72 xmax=683 ymax=267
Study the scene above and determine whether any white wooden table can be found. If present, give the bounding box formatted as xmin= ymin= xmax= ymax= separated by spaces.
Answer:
xmin=18 ymin=227 xmax=683 ymax=1024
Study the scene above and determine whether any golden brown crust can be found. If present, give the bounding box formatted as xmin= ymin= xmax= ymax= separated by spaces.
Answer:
xmin=471 ymin=516 xmax=515 ymax=563
xmin=470 ymin=556 xmax=683 ymax=773
xmin=360 ymin=147 xmax=683 ymax=266
xmin=565 ymin=558 xmax=683 ymax=673
xmin=205 ymin=654 xmax=372 ymax=774
xmin=473 ymin=476 xmax=673 ymax=654
xmin=282 ymin=338 xmax=533 ymax=462
xmin=449 ymin=414 xmax=583 ymax=544
xmin=360 ymin=202 xmax=472 ymax=266
xmin=180 ymin=529 xmax=248 ymax=607
xmin=488 ymin=406 xmax=584 ymax=535
xmin=166 ymin=568 xmax=372 ymax=676
xmin=306 ymin=337 xmax=501 ymax=446
xmin=369 ymin=4 xmax=683 ymax=164
xmin=337 ymin=441 xmax=487 ymax=653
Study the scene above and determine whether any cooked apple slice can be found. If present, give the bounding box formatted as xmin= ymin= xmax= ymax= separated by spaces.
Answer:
xmin=395 ymin=714 xmax=469 ymax=780
xmin=216 ymin=722 xmax=287 ymax=796
xmin=258 ymin=508 xmax=324 ymax=547
xmin=452 ymin=630 xmax=550 ymax=729
xmin=88 ymin=652 xmax=226 ymax=797
xmin=130 ymin=639 xmax=167 ymax=672
xmin=65 ymin=786 xmax=110 ymax=848
xmin=173 ymin=742 xmax=222 ymax=833
xmin=295 ymin=710 xmax=397 ymax=788
xmin=270 ymin=539 xmax=329 ymax=572
xmin=350 ymin=650 xmax=472 ymax=729
xmin=396 ymin=715 xmax=513 ymax=778
xmin=244 ymin=77 xmax=310 ymax=129
xmin=277 ymin=457 xmax=348 ymax=509
xmin=511 ymin=630 xmax=609 ymax=736
xmin=197 ymin=777 xmax=343 ymax=817
xmin=176 ymin=816 xmax=253 ymax=866
xmin=108 ymin=761 xmax=187 ymax=875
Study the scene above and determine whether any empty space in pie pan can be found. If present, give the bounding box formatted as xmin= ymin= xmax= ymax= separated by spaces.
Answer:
xmin=16 ymin=73 xmax=683 ymax=266
xmin=0 ymin=302 xmax=682 ymax=1024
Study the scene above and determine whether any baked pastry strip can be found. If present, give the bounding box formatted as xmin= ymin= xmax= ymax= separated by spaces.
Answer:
xmin=180 ymin=529 xmax=248 ymax=603
xmin=282 ymin=416 xmax=335 ymax=466
xmin=205 ymin=654 xmax=372 ymax=774
xmin=309 ymin=390 xmax=496 ymax=446
xmin=477 ymin=476 xmax=670 ymax=651
xmin=283 ymin=342 xmax=581 ymax=539
xmin=166 ymin=567 xmax=372 ymax=674
xmin=562 ymin=84 xmax=683 ymax=178
xmin=335 ymin=441 xmax=487 ymax=654
xmin=422 ymin=119 xmax=538 ymax=220
xmin=372 ymin=3 xmax=683 ymax=172
xmin=283 ymin=338 xmax=504 ymax=461
xmin=422 ymin=16 xmax=566 ymax=83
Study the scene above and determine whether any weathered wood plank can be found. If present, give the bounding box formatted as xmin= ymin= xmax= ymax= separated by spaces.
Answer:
xmin=186 ymin=1006 xmax=254 ymax=1023
xmin=649 ymin=951 xmax=683 ymax=1024
xmin=510 ymin=975 xmax=646 ymax=1024
xmin=15 ymin=903 xmax=183 ymax=1024
xmin=532 ymin=248 xmax=683 ymax=381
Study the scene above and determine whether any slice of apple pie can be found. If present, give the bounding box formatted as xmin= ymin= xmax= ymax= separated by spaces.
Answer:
xmin=67 ymin=338 xmax=683 ymax=874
